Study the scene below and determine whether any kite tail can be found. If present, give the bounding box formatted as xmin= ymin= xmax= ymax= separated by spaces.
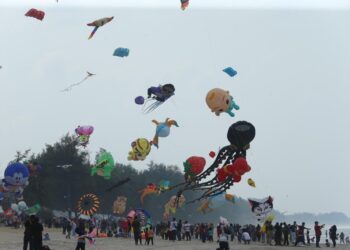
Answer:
xmin=152 ymin=135 xmax=159 ymax=148
xmin=88 ymin=26 xmax=99 ymax=39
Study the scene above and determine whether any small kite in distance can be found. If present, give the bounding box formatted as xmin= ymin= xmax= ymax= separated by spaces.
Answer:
xmin=56 ymin=164 xmax=72 ymax=169
xmin=181 ymin=0 xmax=189 ymax=10
xmin=62 ymin=72 xmax=95 ymax=92
xmin=223 ymin=67 xmax=237 ymax=77
xmin=25 ymin=9 xmax=45 ymax=21
xmin=113 ymin=48 xmax=130 ymax=57
xmin=87 ymin=17 xmax=114 ymax=39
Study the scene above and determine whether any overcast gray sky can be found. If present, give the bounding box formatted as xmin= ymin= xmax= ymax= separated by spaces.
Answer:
xmin=0 ymin=1 xmax=349 ymax=216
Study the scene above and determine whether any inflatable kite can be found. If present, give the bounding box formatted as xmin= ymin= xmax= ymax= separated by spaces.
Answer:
xmin=113 ymin=196 xmax=127 ymax=215
xmin=158 ymin=180 xmax=170 ymax=192
xmin=113 ymin=47 xmax=129 ymax=57
xmin=87 ymin=16 xmax=114 ymax=39
xmin=135 ymin=84 xmax=175 ymax=113
xmin=206 ymin=88 xmax=240 ymax=117
xmin=247 ymin=178 xmax=256 ymax=188
xmin=62 ymin=72 xmax=95 ymax=92
xmin=183 ymin=156 xmax=206 ymax=182
xmin=2 ymin=163 xmax=29 ymax=199
xmin=25 ymin=204 xmax=41 ymax=215
xmin=139 ymin=183 xmax=158 ymax=204
xmin=151 ymin=118 xmax=179 ymax=148
xmin=197 ymin=199 xmax=213 ymax=214
xmin=169 ymin=121 xmax=255 ymax=203
xmin=25 ymin=9 xmax=45 ymax=21
xmin=91 ymin=151 xmax=115 ymax=179
xmin=223 ymin=67 xmax=237 ymax=77
xmin=180 ymin=0 xmax=189 ymax=10
xmin=127 ymin=208 xmax=151 ymax=226
xmin=163 ymin=194 xmax=185 ymax=220
xmin=75 ymin=125 xmax=94 ymax=147
xmin=248 ymin=196 xmax=273 ymax=221
xmin=77 ymin=194 xmax=100 ymax=216
xmin=127 ymin=138 xmax=152 ymax=161
xmin=225 ymin=193 xmax=235 ymax=203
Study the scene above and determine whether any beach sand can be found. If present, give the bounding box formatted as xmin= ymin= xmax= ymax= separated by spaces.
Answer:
xmin=0 ymin=227 xmax=348 ymax=250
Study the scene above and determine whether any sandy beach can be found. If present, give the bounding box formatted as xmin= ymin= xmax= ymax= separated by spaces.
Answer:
xmin=0 ymin=227 xmax=348 ymax=250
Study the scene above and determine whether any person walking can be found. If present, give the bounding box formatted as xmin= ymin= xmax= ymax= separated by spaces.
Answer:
xmin=329 ymin=225 xmax=337 ymax=247
xmin=148 ymin=226 xmax=154 ymax=245
xmin=75 ymin=222 xmax=86 ymax=250
xmin=23 ymin=215 xmax=33 ymax=250
xmin=132 ymin=216 xmax=141 ymax=245
xmin=314 ymin=221 xmax=325 ymax=248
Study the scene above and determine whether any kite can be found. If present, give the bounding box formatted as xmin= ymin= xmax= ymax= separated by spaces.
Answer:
xmin=209 ymin=151 xmax=216 ymax=158
xmin=167 ymin=121 xmax=255 ymax=203
xmin=158 ymin=180 xmax=170 ymax=192
xmin=135 ymin=83 xmax=175 ymax=113
xmin=225 ymin=193 xmax=235 ymax=203
xmin=127 ymin=138 xmax=152 ymax=161
xmin=2 ymin=163 xmax=29 ymax=199
xmin=105 ymin=177 xmax=131 ymax=192
xmin=62 ymin=72 xmax=95 ymax=92
xmin=247 ymin=178 xmax=256 ymax=188
xmin=113 ymin=196 xmax=127 ymax=215
xmin=248 ymin=196 xmax=273 ymax=221
xmin=87 ymin=16 xmax=114 ymax=39
xmin=127 ymin=208 xmax=151 ymax=226
xmin=77 ymin=193 xmax=100 ymax=216
xmin=56 ymin=164 xmax=72 ymax=169
xmin=151 ymin=118 xmax=179 ymax=148
xmin=163 ymin=194 xmax=185 ymax=219
xmin=197 ymin=199 xmax=213 ymax=214
xmin=139 ymin=183 xmax=158 ymax=204
xmin=113 ymin=47 xmax=130 ymax=57
xmin=180 ymin=0 xmax=189 ymax=10
xmin=25 ymin=9 xmax=45 ymax=21
xmin=24 ymin=204 xmax=41 ymax=215
xmin=183 ymin=156 xmax=206 ymax=182
xmin=223 ymin=67 xmax=237 ymax=77
xmin=75 ymin=125 xmax=94 ymax=147
xmin=91 ymin=151 xmax=115 ymax=179
xmin=206 ymin=88 xmax=240 ymax=117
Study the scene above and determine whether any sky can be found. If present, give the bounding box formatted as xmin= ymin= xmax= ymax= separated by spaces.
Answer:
xmin=0 ymin=1 xmax=350 ymax=216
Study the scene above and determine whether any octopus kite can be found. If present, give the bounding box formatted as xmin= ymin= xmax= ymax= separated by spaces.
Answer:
xmin=87 ymin=16 xmax=114 ymax=39
xmin=169 ymin=121 xmax=255 ymax=203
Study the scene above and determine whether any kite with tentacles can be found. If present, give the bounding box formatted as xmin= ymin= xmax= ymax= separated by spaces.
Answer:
xmin=134 ymin=84 xmax=175 ymax=113
xmin=169 ymin=121 xmax=255 ymax=204
xmin=62 ymin=72 xmax=95 ymax=92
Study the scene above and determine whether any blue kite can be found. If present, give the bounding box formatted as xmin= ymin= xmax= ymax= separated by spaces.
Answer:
xmin=223 ymin=67 xmax=237 ymax=77
xmin=113 ymin=48 xmax=130 ymax=57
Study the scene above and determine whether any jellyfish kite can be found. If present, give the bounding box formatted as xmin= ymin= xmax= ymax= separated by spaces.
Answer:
xmin=206 ymin=88 xmax=240 ymax=117
xmin=25 ymin=9 xmax=45 ymax=21
xmin=135 ymin=83 xmax=175 ymax=113
xmin=127 ymin=138 xmax=152 ymax=161
xmin=87 ymin=16 xmax=114 ymax=39
xmin=91 ymin=151 xmax=115 ymax=179
xmin=169 ymin=121 xmax=255 ymax=203
xmin=151 ymin=118 xmax=179 ymax=148
xmin=75 ymin=125 xmax=94 ymax=147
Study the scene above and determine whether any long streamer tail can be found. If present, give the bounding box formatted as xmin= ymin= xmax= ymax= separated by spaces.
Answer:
xmin=88 ymin=27 xmax=99 ymax=40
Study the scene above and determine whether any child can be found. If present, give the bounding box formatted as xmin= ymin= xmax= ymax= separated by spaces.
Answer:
xmin=148 ymin=226 xmax=154 ymax=245
xmin=145 ymin=229 xmax=149 ymax=245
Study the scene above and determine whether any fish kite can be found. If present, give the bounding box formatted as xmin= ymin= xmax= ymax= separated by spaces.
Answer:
xmin=62 ymin=72 xmax=95 ymax=92
xmin=158 ymin=180 xmax=170 ymax=192
xmin=223 ymin=67 xmax=237 ymax=77
xmin=25 ymin=9 xmax=45 ymax=21
xmin=139 ymin=183 xmax=158 ymax=204
xmin=152 ymin=118 xmax=179 ymax=148
xmin=247 ymin=178 xmax=256 ymax=188
xmin=206 ymin=88 xmax=240 ymax=117
xmin=87 ymin=16 xmax=114 ymax=39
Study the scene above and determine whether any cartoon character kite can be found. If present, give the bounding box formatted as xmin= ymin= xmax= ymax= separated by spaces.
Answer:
xmin=75 ymin=125 xmax=94 ymax=147
xmin=91 ymin=151 xmax=115 ymax=180
xmin=151 ymin=118 xmax=179 ymax=148
xmin=87 ymin=16 xmax=114 ymax=39
xmin=127 ymin=138 xmax=152 ymax=161
xmin=206 ymin=88 xmax=240 ymax=117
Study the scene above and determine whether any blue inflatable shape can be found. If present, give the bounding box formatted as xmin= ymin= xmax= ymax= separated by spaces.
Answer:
xmin=223 ymin=67 xmax=237 ymax=77
xmin=113 ymin=47 xmax=130 ymax=57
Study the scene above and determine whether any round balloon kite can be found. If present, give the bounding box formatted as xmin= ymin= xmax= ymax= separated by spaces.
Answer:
xmin=77 ymin=194 xmax=100 ymax=216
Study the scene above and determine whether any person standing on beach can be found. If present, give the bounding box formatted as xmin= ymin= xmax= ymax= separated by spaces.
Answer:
xmin=23 ymin=215 xmax=33 ymax=250
xmin=75 ymin=222 xmax=86 ymax=250
xmin=132 ymin=216 xmax=141 ymax=245
xmin=294 ymin=222 xmax=309 ymax=246
xmin=183 ymin=221 xmax=191 ymax=241
xmin=169 ymin=218 xmax=177 ymax=241
xmin=329 ymin=225 xmax=337 ymax=247
xmin=32 ymin=216 xmax=43 ymax=250
xmin=282 ymin=223 xmax=290 ymax=246
xmin=290 ymin=221 xmax=297 ymax=244
xmin=314 ymin=221 xmax=325 ymax=248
